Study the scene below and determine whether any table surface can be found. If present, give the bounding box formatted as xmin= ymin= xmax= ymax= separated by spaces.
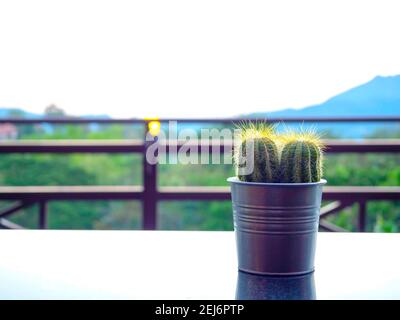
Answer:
xmin=0 ymin=230 xmax=399 ymax=300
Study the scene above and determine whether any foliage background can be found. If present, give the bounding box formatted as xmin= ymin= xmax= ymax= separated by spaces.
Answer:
xmin=0 ymin=112 xmax=399 ymax=232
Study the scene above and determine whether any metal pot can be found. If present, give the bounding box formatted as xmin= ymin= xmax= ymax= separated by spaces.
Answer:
xmin=228 ymin=177 xmax=326 ymax=275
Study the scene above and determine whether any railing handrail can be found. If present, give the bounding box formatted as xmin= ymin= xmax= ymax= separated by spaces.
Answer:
xmin=0 ymin=116 xmax=399 ymax=124
xmin=0 ymin=139 xmax=399 ymax=153
xmin=0 ymin=185 xmax=398 ymax=201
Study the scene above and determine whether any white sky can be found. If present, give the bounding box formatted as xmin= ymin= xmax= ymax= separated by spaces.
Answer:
xmin=0 ymin=0 xmax=399 ymax=118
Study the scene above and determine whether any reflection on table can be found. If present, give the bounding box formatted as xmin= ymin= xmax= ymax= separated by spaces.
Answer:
xmin=236 ymin=271 xmax=316 ymax=300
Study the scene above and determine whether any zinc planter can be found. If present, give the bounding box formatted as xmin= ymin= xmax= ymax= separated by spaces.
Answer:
xmin=228 ymin=177 xmax=326 ymax=276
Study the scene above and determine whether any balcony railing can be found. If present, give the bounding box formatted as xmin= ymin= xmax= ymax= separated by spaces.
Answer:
xmin=0 ymin=117 xmax=399 ymax=232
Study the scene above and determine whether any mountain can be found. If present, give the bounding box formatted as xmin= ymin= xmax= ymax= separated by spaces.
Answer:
xmin=0 ymin=108 xmax=40 ymax=118
xmin=247 ymin=75 xmax=400 ymax=138
xmin=0 ymin=107 xmax=110 ymax=120
xmin=250 ymin=75 xmax=400 ymax=118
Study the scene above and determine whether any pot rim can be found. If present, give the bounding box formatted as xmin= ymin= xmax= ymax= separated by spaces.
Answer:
xmin=227 ymin=177 xmax=327 ymax=186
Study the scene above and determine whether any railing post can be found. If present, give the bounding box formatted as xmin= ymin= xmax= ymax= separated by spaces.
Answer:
xmin=142 ymin=121 xmax=158 ymax=230
xmin=39 ymin=200 xmax=48 ymax=229
xmin=357 ymin=200 xmax=367 ymax=232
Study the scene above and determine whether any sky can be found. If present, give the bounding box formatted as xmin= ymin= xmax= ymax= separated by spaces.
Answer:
xmin=0 ymin=0 xmax=399 ymax=118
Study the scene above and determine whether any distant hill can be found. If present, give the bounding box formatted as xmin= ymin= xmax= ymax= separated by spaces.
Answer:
xmin=0 ymin=107 xmax=110 ymax=120
xmin=249 ymin=75 xmax=400 ymax=118
xmin=247 ymin=75 xmax=400 ymax=138
xmin=0 ymin=108 xmax=40 ymax=118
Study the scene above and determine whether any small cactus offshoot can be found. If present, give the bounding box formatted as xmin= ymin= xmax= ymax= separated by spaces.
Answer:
xmin=234 ymin=123 xmax=324 ymax=183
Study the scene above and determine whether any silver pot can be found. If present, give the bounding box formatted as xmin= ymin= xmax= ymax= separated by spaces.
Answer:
xmin=228 ymin=177 xmax=326 ymax=275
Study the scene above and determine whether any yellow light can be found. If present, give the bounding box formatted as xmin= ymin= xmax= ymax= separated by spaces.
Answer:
xmin=148 ymin=120 xmax=161 ymax=136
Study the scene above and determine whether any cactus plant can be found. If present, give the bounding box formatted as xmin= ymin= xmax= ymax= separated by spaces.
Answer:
xmin=235 ymin=123 xmax=323 ymax=183
xmin=235 ymin=122 xmax=279 ymax=182
xmin=237 ymin=137 xmax=280 ymax=182
xmin=279 ymin=130 xmax=323 ymax=183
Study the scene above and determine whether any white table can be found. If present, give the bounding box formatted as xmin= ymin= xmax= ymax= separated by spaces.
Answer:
xmin=0 ymin=230 xmax=399 ymax=299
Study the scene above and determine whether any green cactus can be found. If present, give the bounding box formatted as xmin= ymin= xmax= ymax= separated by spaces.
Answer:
xmin=279 ymin=139 xmax=323 ymax=183
xmin=237 ymin=137 xmax=280 ymax=182
xmin=234 ymin=122 xmax=324 ymax=183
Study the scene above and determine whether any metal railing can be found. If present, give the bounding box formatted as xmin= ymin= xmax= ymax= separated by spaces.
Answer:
xmin=0 ymin=116 xmax=399 ymax=231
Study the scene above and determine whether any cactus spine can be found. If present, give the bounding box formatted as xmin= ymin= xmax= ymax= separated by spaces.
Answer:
xmin=237 ymin=137 xmax=280 ymax=183
xmin=280 ymin=140 xmax=322 ymax=183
